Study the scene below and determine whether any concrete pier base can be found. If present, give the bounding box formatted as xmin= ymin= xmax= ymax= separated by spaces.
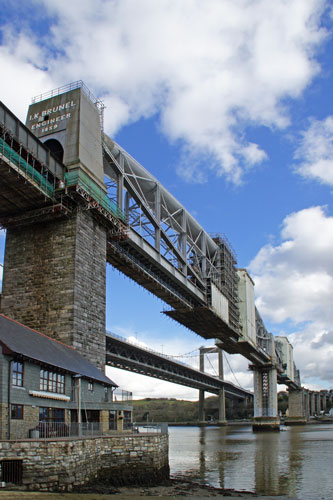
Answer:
xmin=286 ymin=388 xmax=308 ymax=425
xmin=284 ymin=416 xmax=307 ymax=426
xmin=252 ymin=361 xmax=279 ymax=432
xmin=252 ymin=417 xmax=280 ymax=432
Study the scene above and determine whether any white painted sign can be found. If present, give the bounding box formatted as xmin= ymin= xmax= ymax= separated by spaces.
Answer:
xmin=28 ymin=101 xmax=77 ymax=133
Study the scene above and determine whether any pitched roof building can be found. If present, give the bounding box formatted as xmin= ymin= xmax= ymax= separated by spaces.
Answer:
xmin=0 ymin=314 xmax=132 ymax=440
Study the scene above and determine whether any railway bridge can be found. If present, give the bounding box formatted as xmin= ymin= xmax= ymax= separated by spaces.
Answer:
xmin=0 ymin=82 xmax=311 ymax=429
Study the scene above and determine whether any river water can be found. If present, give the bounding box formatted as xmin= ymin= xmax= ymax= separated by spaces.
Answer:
xmin=168 ymin=424 xmax=333 ymax=500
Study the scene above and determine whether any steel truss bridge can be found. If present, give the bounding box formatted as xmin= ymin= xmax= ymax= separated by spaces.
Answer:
xmin=0 ymin=85 xmax=300 ymax=391
xmin=106 ymin=332 xmax=252 ymax=400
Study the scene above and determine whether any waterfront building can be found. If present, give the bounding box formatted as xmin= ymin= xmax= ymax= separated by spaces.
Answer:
xmin=0 ymin=314 xmax=133 ymax=440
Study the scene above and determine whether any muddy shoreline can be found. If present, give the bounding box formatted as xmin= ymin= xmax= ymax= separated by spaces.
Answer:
xmin=0 ymin=477 xmax=299 ymax=499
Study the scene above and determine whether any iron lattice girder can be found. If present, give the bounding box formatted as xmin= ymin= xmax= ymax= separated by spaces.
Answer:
xmin=105 ymin=334 xmax=252 ymax=400
xmin=103 ymin=139 xmax=223 ymax=289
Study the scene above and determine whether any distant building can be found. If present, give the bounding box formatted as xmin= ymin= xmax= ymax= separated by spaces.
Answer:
xmin=0 ymin=314 xmax=132 ymax=439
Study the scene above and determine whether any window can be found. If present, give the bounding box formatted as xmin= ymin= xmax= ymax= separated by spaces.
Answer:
xmin=104 ymin=387 xmax=109 ymax=402
xmin=124 ymin=410 xmax=132 ymax=430
xmin=39 ymin=407 xmax=64 ymax=423
xmin=109 ymin=410 xmax=117 ymax=430
xmin=88 ymin=381 xmax=93 ymax=391
xmin=38 ymin=408 xmax=67 ymax=437
xmin=11 ymin=404 xmax=23 ymax=420
xmin=81 ymin=409 xmax=99 ymax=423
xmin=12 ymin=361 xmax=23 ymax=387
xmin=40 ymin=369 xmax=65 ymax=394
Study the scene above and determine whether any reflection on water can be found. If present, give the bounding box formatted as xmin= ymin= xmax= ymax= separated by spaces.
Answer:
xmin=169 ymin=424 xmax=333 ymax=500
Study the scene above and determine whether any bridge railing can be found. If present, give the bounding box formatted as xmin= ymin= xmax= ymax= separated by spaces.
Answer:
xmin=0 ymin=135 xmax=55 ymax=198
xmin=66 ymin=168 xmax=126 ymax=222
xmin=31 ymin=80 xmax=104 ymax=110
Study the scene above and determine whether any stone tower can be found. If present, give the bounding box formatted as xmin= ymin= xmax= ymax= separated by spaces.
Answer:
xmin=1 ymin=84 xmax=108 ymax=370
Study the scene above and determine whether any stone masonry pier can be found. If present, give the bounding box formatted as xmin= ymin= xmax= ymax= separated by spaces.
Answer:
xmin=0 ymin=433 xmax=169 ymax=491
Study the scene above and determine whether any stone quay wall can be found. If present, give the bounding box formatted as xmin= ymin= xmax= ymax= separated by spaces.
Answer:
xmin=0 ymin=433 xmax=169 ymax=492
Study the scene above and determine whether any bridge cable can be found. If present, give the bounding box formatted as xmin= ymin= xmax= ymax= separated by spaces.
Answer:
xmin=205 ymin=353 xmax=219 ymax=377
xmin=223 ymin=353 xmax=242 ymax=388
xmin=170 ymin=348 xmax=200 ymax=358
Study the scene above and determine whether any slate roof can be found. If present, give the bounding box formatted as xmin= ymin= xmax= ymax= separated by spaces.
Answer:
xmin=0 ymin=314 xmax=117 ymax=387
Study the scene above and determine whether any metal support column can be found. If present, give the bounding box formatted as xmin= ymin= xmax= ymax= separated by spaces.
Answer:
xmin=117 ymin=154 xmax=124 ymax=210
xmin=181 ymin=210 xmax=187 ymax=275
xmin=154 ymin=184 xmax=161 ymax=251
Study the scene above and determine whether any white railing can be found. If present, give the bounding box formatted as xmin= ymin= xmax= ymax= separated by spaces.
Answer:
xmin=31 ymin=81 xmax=104 ymax=110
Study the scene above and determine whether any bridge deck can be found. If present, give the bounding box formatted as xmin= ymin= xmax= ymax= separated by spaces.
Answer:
xmin=105 ymin=333 xmax=253 ymax=400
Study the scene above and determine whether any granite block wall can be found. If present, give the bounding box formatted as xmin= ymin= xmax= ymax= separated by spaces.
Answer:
xmin=1 ymin=210 xmax=106 ymax=370
xmin=0 ymin=433 xmax=169 ymax=491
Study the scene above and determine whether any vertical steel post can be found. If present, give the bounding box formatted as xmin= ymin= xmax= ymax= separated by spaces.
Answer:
xmin=117 ymin=154 xmax=124 ymax=211
xmin=181 ymin=210 xmax=187 ymax=274
xmin=154 ymin=184 xmax=161 ymax=251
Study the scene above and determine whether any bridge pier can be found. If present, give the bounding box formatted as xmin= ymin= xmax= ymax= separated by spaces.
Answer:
xmin=285 ymin=388 xmax=307 ymax=425
xmin=251 ymin=332 xmax=280 ymax=431
xmin=252 ymin=365 xmax=280 ymax=431
xmin=199 ymin=389 xmax=205 ymax=422
xmin=320 ymin=390 xmax=328 ymax=413
xmin=309 ymin=391 xmax=313 ymax=416
xmin=313 ymin=392 xmax=319 ymax=415
xmin=1 ymin=210 xmax=107 ymax=370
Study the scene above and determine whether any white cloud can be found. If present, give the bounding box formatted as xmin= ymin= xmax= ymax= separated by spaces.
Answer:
xmin=289 ymin=324 xmax=333 ymax=387
xmin=0 ymin=31 xmax=55 ymax=120
xmin=250 ymin=206 xmax=333 ymax=324
xmin=294 ymin=116 xmax=333 ymax=185
xmin=0 ymin=0 xmax=328 ymax=182
xmin=249 ymin=206 xmax=333 ymax=387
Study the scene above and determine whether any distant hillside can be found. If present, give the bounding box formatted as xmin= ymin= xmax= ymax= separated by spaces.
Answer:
xmin=132 ymin=396 xmax=253 ymax=423
xmin=132 ymin=398 xmax=198 ymax=423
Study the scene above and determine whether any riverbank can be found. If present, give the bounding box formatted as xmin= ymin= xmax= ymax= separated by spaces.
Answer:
xmin=0 ymin=479 xmax=300 ymax=499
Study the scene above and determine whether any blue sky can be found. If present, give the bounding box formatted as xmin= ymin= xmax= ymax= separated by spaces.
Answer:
xmin=0 ymin=0 xmax=333 ymax=399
